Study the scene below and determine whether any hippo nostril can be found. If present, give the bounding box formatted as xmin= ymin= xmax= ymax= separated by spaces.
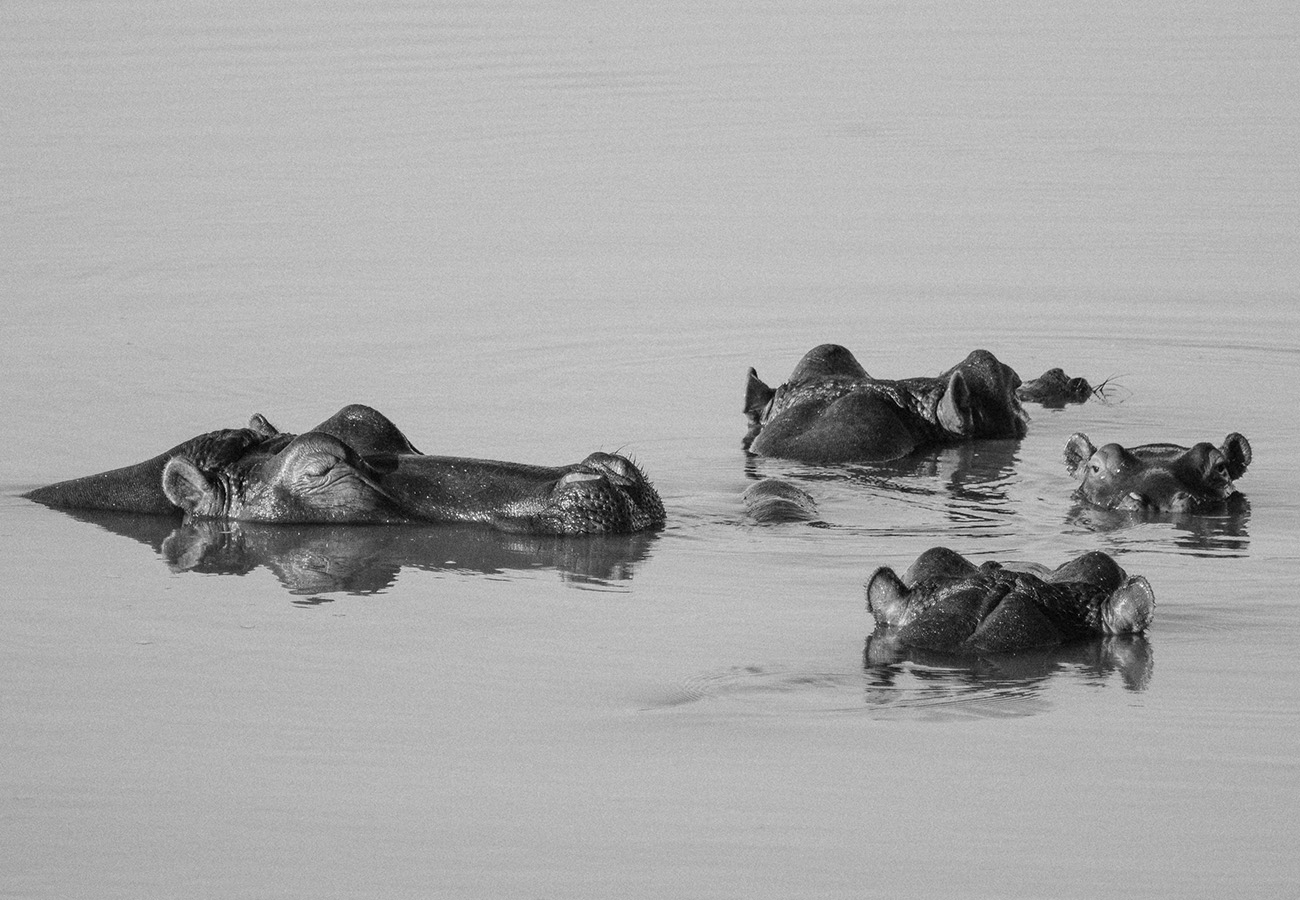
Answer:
xmin=580 ymin=452 xmax=639 ymax=485
xmin=1117 ymin=492 xmax=1148 ymax=511
xmin=560 ymin=471 xmax=604 ymax=486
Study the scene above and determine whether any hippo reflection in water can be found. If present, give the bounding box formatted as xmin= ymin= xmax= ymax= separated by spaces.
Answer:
xmin=866 ymin=547 xmax=1154 ymax=655
xmin=24 ymin=405 xmax=666 ymax=535
xmin=1065 ymin=432 xmax=1252 ymax=514
xmin=743 ymin=344 xmax=1030 ymax=464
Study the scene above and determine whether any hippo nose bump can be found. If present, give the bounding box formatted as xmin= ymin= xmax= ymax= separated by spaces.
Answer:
xmin=579 ymin=452 xmax=641 ymax=485
xmin=560 ymin=470 xmax=604 ymax=487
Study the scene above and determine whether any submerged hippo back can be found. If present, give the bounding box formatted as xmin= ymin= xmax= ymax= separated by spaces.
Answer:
xmin=24 ymin=427 xmax=279 ymax=515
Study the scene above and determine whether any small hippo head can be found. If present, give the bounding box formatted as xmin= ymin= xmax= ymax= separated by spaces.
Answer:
xmin=162 ymin=431 xmax=410 ymax=524
xmin=1017 ymin=368 xmax=1094 ymax=407
xmin=1064 ymin=432 xmax=1252 ymax=513
xmin=934 ymin=349 xmax=1030 ymax=441
xmin=528 ymin=452 xmax=666 ymax=534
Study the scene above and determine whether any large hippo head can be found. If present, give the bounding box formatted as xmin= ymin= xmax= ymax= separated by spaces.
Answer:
xmin=27 ymin=405 xmax=667 ymax=536
xmin=743 ymin=346 xmax=1028 ymax=463
xmin=164 ymin=438 xmax=666 ymax=534
xmin=1064 ymin=432 xmax=1252 ymax=513
xmin=865 ymin=546 xmax=1154 ymax=655
xmin=162 ymin=431 xmax=410 ymax=524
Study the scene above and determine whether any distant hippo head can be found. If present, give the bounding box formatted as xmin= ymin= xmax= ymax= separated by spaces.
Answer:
xmin=1064 ymin=432 xmax=1252 ymax=513
xmin=1016 ymin=368 xmax=1094 ymax=406
xmin=932 ymin=349 xmax=1030 ymax=441
xmin=162 ymin=431 xmax=409 ymax=524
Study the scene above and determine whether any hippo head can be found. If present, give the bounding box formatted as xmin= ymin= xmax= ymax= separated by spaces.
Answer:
xmin=162 ymin=431 xmax=410 ymax=524
xmin=866 ymin=547 xmax=1155 ymax=655
xmin=934 ymin=349 xmax=1030 ymax=441
xmin=1064 ymin=432 xmax=1252 ymax=513
xmin=523 ymin=452 xmax=666 ymax=534
xmin=1017 ymin=368 xmax=1094 ymax=406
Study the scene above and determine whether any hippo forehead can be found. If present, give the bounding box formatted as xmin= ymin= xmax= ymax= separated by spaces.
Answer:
xmin=233 ymin=432 xmax=409 ymax=522
xmin=1089 ymin=443 xmax=1144 ymax=476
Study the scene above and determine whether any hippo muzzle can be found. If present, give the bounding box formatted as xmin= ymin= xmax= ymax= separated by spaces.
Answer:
xmin=529 ymin=453 xmax=667 ymax=534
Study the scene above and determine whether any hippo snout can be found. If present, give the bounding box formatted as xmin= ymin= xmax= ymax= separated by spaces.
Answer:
xmin=540 ymin=453 xmax=666 ymax=534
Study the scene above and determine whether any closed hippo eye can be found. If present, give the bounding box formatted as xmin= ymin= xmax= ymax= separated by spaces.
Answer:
xmin=298 ymin=455 xmax=337 ymax=480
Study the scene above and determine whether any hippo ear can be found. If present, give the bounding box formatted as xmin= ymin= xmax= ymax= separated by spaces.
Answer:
xmin=866 ymin=567 xmax=911 ymax=627
xmin=248 ymin=414 xmax=280 ymax=438
xmin=1064 ymin=433 xmax=1096 ymax=478
xmin=936 ymin=370 xmax=973 ymax=436
xmin=1221 ymin=433 xmax=1251 ymax=480
xmin=162 ymin=457 xmax=218 ymax=516
xmin=1103 ymin=576 xmax=1156 ymax=635
xmin=744 ymin=368 xmax=775 ymax=417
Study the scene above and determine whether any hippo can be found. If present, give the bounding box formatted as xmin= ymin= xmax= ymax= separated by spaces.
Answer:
xmin=743 ymin=344 xmax=1028 ymax=464
xmin=741 ymin=478 xmax=819 ymax=523
xmin=866 ymin=547 xmax=1154 ymax=655
xmin=1016 ymin=368 xmax=1093 ymax=407
xmin=24 ymin=405 xmax=666 ymax=535
xmin=1064 ymin=432 xmax=1252 ymax=513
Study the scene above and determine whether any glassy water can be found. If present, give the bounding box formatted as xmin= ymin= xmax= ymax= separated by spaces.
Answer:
xmin=3 ymin=2 xmax=1298 ymax=897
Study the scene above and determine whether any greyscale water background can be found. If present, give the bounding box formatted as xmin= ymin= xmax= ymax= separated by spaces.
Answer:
xmin=3 ymin=2 xmax=1299 ymax=898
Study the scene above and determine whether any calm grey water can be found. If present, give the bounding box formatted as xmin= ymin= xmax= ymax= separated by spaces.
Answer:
xmin=3 ymin=2 xmax=1299 ymax=898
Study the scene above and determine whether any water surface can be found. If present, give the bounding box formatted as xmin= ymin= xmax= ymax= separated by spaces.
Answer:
xmin=3 ymin=2 xmax=1298 ymax=897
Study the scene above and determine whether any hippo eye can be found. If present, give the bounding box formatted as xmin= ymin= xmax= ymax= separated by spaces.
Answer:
xmin=298 ymin=455 xmax=338 ymax=479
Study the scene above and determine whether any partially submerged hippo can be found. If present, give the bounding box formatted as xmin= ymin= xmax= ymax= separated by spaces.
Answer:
xmin=24 ymin=405 xmax=666 ymax=535
xmin=743 ymin=344 xmax=1029 ymax=464
xmin=741 ymin=478 xmax=819 ymax=524
xmin=1016 ymin=368 xmax=1093 ymax=406
xmin=866 ymin=547 xmax=1154 ymax=654
xmin=1064 ymin=432 xmax=1251 ymax=513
